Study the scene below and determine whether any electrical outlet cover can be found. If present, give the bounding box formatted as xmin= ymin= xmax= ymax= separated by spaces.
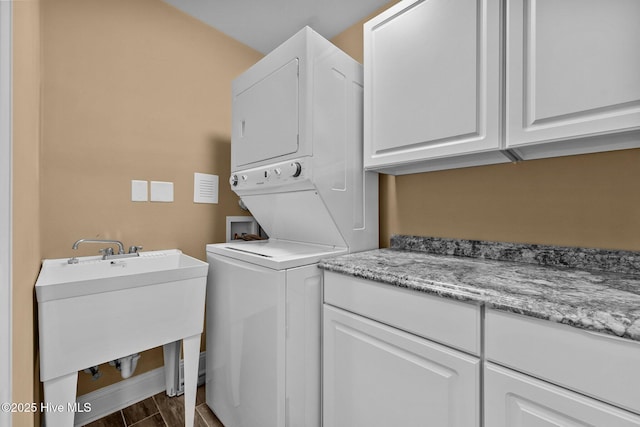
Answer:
xmin=150 ymin=181 xmax=174 ymax=202
xmin=131 ymin=180 xmax=148 ymax=202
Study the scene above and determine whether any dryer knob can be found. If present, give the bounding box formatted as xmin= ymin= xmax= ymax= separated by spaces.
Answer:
xmin=229 ymin=174 xmax=238 ymax=187
xmin=291 ymin=162 xmax=302 ymax=178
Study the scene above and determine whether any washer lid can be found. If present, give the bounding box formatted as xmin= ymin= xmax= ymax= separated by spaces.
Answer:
xmin=206 ymin=239 xmax=346 ymax=270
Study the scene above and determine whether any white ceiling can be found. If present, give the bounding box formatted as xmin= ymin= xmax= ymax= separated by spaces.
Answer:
xmin=162 ymin=0 xmax=391 ymax=54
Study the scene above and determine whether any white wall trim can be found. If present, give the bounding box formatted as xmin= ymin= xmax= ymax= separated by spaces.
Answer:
xmin=73 ymin=352 xmax=206 ymax=426
xmin=0 ymin=2 xmax=13 ymax=426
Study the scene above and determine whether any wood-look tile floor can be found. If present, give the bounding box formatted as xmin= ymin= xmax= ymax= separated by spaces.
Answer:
xmin=83 ymin=386 xmax=224 ymax=427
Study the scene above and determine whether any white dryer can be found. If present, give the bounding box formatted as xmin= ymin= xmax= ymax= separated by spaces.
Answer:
xmin=205 ymin=27 xmax=378 ymax=427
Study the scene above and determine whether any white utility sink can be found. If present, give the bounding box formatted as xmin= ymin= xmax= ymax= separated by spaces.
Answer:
xmin=35 ymin=249 xmax=208 ymax=427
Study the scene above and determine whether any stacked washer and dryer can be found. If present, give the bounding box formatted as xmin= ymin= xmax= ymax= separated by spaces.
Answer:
xmin=205 ymin=27 xmax=378 ymax=427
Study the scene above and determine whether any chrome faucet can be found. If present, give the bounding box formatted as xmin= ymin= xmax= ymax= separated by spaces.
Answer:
xmin=72 ymin=238 xmax=126 ymax=255
xmin=68 ymin=239 xmax=143 ymax=263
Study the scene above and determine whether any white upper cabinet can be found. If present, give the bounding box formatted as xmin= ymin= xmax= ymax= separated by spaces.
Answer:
xmin=364 ymin=0 xmax=507 ymax=175
xmin=506 ymin=0 xmax=640 ymax=159
xmin=364 ymin=0 xmax=640 ymax=174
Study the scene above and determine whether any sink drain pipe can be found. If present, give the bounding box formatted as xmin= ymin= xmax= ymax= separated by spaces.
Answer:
xmin=109 ymin=353 xmax=141 ymax=379
xmin=83 ymin=366 xmax=102 ymax=381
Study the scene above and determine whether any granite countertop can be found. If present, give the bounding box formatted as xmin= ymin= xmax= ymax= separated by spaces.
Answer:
xmin=319 ymin=236 xmax=640 ymax=342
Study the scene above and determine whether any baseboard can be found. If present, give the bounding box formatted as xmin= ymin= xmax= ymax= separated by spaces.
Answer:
xmin=74 ymin=351 xmax=206 ymax=426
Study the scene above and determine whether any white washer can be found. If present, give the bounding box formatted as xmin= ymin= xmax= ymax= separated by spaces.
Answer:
xmin=205 ymin=240 xmax=345 ymax=427
xmin=205 ymin=26 xmax=378 ymax=427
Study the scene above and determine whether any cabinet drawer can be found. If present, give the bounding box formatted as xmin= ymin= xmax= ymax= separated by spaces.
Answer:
xmin=323 ymin=271 xmax=481 ymax=355
xmin=486 ymin=309 xmax=640 ymax=415
xmin=485 ymin=363 xmax=640 ymax=426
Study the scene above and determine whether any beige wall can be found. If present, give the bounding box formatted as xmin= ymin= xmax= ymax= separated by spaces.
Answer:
xmin=332 ymin=1 xmax=640 ymax=252
xmin=12 ymin=1 xmax=42 ymax=426
xmin=39 ymin=0 xmax=262 ymax=395
xmin=390 ymin=150 xmax=640 ymax=250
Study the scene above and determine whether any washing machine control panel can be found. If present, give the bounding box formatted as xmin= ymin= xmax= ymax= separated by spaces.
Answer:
xmin=230 ymin=158 xmax=309 ymax=191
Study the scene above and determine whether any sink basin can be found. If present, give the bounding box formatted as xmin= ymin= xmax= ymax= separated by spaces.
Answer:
xmin=35 ymin=249 xmax=208 ymax=427
xmin=35 ymin=249 xmax=207 ymax=302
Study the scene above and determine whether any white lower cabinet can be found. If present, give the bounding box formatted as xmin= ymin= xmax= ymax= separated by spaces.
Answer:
xmin=322 ymin=305 xmax=480 ymax=427
xmin=485 ymin=309 xmax=640 ymax=415
xmin=485 ymin=363 xmax=640 ymax=426
xmin=321 ymin=273 xmax=640 ymax=427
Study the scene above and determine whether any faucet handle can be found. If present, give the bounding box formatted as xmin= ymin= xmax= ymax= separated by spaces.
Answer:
xmin=128 ymin=245 xmax=143 ymax=254
xmin=99 ymin=247 xmax=114 ymax=258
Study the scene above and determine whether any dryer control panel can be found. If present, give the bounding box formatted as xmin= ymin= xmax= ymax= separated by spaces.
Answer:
xmin=230 ymin=158 xmax=310 ymax=192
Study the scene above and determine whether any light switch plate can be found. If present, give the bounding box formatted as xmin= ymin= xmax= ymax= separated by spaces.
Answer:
xmin=131 ymin=180 xmax=148 ymax=202
xmin=194 ymin=173 xmax=218 ymax=204
xmin=150 ymin=181 xmax=174 ymax=202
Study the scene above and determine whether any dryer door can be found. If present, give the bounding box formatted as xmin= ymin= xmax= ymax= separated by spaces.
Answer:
xmin=232 ymin=58 xmax=299 ymax=169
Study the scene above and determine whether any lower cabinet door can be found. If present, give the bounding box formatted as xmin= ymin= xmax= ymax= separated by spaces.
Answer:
xmin=485 ymin=363 xmax=640 ymax=426
xmin=323 ymin=305 xmax=480 ymax=427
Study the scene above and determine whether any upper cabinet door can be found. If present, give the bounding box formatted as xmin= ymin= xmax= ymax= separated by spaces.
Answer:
xmin=506 ymin=0 xmax=640 ymax=158
xmin=364 ymin=0 xmax=504 ymax=174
